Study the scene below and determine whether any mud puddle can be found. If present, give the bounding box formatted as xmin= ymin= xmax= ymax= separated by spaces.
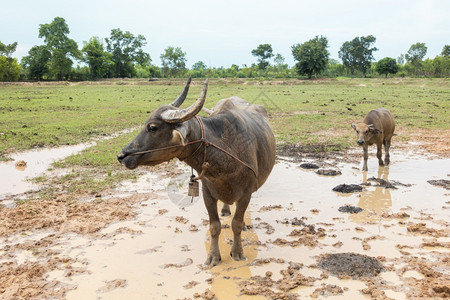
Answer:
xmin=0 ymin=144 xmax=91 ymax=203
xmin=1 ymin=150 xmax=449 ymax=299
xmin=0 ymin=128 xmax=137 ymax=205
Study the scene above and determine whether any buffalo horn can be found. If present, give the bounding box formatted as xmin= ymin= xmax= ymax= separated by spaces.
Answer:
xmin=161 ymin=79 xmax=208 ymax=123
xmin=170 ymin=75 xmax=192 ymax=107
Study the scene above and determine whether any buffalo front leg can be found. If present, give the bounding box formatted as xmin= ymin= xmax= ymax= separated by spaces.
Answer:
xmin=362 ymin=145 xmax=369 ymax=171
xmin=203 ymin=188 xmax=222 ymax=266
xmin=230 ymin=195 xmax=251 ymax=261
xmin=384 ymin=139 xmax=391 ymax=165
xmin=376 ymin=142 xmax=384 ymax=166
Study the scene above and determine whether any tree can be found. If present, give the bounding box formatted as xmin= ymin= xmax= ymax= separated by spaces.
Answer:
xmin=105 ymin=28 xmax=151 ymax=78
xmin=22 ymin=45 xmax=51 ymax=80
xmin=432 ymin=55 xmax=450 ymax=77
xmin=192 ymin=61 xmax=207 ymax=71
xmin=441 ymin=45 xmax=449 ymax=57
xmin=292 ymin=36 xmax=329 ymax=79
xmin=0 ymin=41 xmax=21 ymax=81
xmin=376 ymin=57 xmax=399 ymax=77
xmin=160 ymin=46 xmax=187 ymax=77
xmin=82 ymin=37 xmax=112 ymax=79
xmin=338 ymin=35 xmax=378 ymax=77
xmin=0 ymin=41 xmax=18 ymax=57
xmin=274 ymin=53 xmax=285 ymax=66
xmin=39 ymin=17 xmax=80 ymax=80
xmin=251 ymin=44 xmax=274 ymax=70
xmin=397 ymin=54 xmax=405 ymax=65
xmin=405 ymin=42 xmax=427 ymax=75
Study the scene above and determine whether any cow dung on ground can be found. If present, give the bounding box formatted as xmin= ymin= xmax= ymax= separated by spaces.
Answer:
xmin=332 ymin=184 xmax=363 ymax=193
xmin=338 ymin=205 xmax=363 ymax=214
xmin=316 ymin=169 xmax=341 ymax=176
xmin=318 ymin=253 xmax=384 ymax=279
xmin=299 ymin=163 xmax=320 ymax=169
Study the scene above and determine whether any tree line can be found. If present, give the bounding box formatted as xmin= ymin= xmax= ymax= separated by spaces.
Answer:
xmin=1 ymin=17 xmax=449 ymax=82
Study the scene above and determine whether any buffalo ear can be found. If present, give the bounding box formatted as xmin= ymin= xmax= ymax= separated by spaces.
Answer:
xmin=172 ymin=123 xmax=188 ymax=145
xmin=373 ymin=128 xmax=382 ymax=134
xmin=351 ymin=123 xmax=357 ymax=130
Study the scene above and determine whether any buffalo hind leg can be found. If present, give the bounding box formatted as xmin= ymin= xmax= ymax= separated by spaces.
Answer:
xmin=384 ymin=138 xmax=391 ymax=165
xmin=203 ymin=188 xmax=222 ymax=266
xmin=376 ymin=142 xmax=384 ymax=166
xmin=221 ymin=203 xmax=231 ymax=216
xmin=230 ymin=194 xmax=251 ymax=261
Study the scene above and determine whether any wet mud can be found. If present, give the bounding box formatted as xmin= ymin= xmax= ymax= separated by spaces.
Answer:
xmin=338 ymin=205 xmax=363 ymax=214
xmin=428 ymin=179 xmax=450 ymax=190
xmin=318 ymin=253 xmax=384 ymax=279
xmin=332 ymin=184 xmax=363 ymax=193
xmin=1 ymin=146 xmax=449 ymax=299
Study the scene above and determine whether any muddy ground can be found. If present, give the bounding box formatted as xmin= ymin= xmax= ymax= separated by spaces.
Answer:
xmin=0 ymin=134 xmax=449 ymax=299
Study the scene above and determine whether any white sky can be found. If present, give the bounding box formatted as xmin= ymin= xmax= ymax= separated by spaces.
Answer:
xmin=2 ymin=0 xmax=449 ymax=68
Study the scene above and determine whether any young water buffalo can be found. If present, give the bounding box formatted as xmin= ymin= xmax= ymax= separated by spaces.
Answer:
xmin=351 ymin=108 xmax=395 ymax=171
xmin=117 ymin=77 xmax=276 ymax=266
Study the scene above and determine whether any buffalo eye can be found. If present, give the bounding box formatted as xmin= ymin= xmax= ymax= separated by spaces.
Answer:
xmin=364 ymin=130 xmax=369 ymax=134
xmin=147 ymin=124 xmax=158 ymax=132
xmin=356 ymin=130 xmax=359 ymax=134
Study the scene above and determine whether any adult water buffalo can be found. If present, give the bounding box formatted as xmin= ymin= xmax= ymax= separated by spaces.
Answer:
xmin=117 ymin=77 xmax=276 ymax=266
xmin=351 ymin=108 xmax=395 ymax=171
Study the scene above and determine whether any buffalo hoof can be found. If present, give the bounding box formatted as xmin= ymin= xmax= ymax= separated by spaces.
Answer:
xmin=230 ymin=251 xmax=246 ymax=261
xmin=205 ymin=254 xmax=221 ymax=266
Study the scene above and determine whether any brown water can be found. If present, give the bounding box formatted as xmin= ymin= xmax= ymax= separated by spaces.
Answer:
xmin=1 ymin=149 xmax=449 ymax=299
xmin=60 ymin=153 xmax=450 ymax=298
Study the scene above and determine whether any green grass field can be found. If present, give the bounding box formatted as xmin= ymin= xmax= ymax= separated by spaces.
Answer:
xmin=1 ymin=78 xmax=448 ymax=197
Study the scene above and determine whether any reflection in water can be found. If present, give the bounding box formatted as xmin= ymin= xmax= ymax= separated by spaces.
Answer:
xmin=205 ymin=205 xmax=264 ymax=299
xmin=350 ymin=166 xmax=392 ymax=223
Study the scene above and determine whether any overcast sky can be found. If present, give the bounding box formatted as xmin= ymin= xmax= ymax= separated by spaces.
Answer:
xmin=2 ymin=0 xmax=449 ymax=68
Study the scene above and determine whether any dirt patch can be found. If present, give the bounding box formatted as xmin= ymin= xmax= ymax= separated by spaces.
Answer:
xmin=366 ymin=177 xmax=411 ymax=189
xmin=428 ymin=179 xmax=450 ymax=189
xmin=239 ymin=262 xmax=318 ymax=299
xmin=406 ymin=222 xmax=448 ymax=238
xmin=311 ymin=284 xmax=344 ymax=298
xmin=0 ymin=194 xmax=146 ymax=237
xmin=97 ymin=279 xmax=127 ymax=293
xmin=400 ymin=127 xmax=450 ymax=157
xmin=318 ymin=253 xmax=384 ymax=279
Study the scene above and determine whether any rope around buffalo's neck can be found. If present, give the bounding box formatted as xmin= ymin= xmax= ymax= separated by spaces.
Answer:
xmin=130 ymin=116 xmax=258 ymax=186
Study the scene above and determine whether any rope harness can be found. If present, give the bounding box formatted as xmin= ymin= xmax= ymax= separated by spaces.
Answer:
xmin=131 ymin=116 xmax=258 ymax=185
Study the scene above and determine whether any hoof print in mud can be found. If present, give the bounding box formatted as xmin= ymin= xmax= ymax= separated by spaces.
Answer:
xmin=318 ymin=253 xmax=384 ymax=279
xmin=332 ymin=184 xmax=363 ymax=193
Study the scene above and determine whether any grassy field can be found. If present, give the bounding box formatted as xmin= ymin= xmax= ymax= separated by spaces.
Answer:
xmin=1 ymin=78 xmax=449 ymax=197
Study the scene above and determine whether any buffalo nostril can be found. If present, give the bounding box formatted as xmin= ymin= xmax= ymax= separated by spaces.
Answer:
xmin=357 ymin=140 xmax=364 ymax=145
xmin=117 ymin=152 xmax=126 ymax=162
